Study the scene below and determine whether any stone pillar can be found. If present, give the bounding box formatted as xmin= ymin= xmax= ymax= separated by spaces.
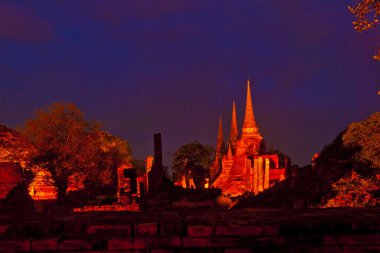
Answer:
xmin=264 ymin=158 xmax=270 ymax=190
xmin=148 ymin=133 xmax=164 ymax=193
xmin=253 ymin=158 xmax=258 ymax=194
xmin=249 ymin=159 xmax=254 ymax=191
xmin=258 ymin=157 xmax=263 ymax=192
xmin=246 ymin=158 xmax=251 ymax=188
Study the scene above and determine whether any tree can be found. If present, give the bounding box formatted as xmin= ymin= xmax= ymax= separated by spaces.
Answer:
xmin=85 ymin=131 xmax=133 ymax=190
xmin=349 ymin=0 xmax=380 ymax=61
xmin=21 ymin=102 xmax=132 ymax=202
xmin=0 ymin=125 xmax=31 ymax=167
xmin=342 ymin=112 xmax=380 ymax=168
xmin=324 ymin=171 xmax=380 ymax=207
xmin=132 ymin=159 xmax=146 ymax=176
xmin=172 ymin=142 xmax=214 ymax=188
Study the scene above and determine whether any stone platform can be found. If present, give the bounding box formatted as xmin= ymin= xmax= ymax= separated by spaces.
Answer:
xmin=0 ymin=207 xmax=379 ymax=252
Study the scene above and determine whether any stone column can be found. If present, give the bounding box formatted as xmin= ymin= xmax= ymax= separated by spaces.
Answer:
xmin=264 ymin=158 xmax=270 ymax=190
xmin=245 ymin=158 xmax=252 ymax=188
xmin=258 ymin=157 xmax=263 ymax=192
xmin=148 ymin=133 xmax=164 ymax=194
xmin=247 ymin=159 xmax=253 ymax=190
xmin=253 ymin=158 xmax=258 ymax=194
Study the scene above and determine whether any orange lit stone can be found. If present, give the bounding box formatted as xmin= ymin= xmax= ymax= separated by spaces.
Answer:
xmin=211 ymin=80 xmax=287 ymax=196
xmin=28 ymin=169 xmax=57 ymax=200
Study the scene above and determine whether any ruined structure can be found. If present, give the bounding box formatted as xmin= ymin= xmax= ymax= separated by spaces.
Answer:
xmin=0 ymin=126 xmax=28 ymax=200
xmin=211 ymin=80 xmax=287 ymax=196
xmin=28 ymin=169 xmax=57 ymax=200
xmin=0 ymin=162 xmax=22 ymax=199
xmin=117 ymin=164 xmax=147 ymax=204
xmin=148 ymin=133 xmax=165 ymax=193
xmin=74 ymin=164 xmax=142 ymax=212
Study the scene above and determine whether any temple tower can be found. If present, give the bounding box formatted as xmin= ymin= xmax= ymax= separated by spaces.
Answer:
xmin=241 ymin=80 xmax=259 ymax=139
xmin=229 ymin=101 xmax=238 ymax=152
xmin=226 ymin=144 xmax=233 ymax=158
xmin=211 ymin=79 xmax=287 ymax=196
xmin=216 ymin=116 xmax=224 ymax=155
xmin=211 ymin=116 xmax=224 ymax=179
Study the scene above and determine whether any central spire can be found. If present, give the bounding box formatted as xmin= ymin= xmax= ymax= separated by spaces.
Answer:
xmin=241 ymin=80 xmax=259 ymax=138
xmin=229 ymin=101 xmax=238 ymax=150
xmin=216 ymin=115 xmax=224 ymax=153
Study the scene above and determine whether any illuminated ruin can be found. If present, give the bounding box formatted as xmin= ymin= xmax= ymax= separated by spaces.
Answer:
xmin=117 ymin=164 xmax=147 ymax=205
xmin=0 ymin=162 xmax=22 ymax=199
xmin=211 ymin=80 xmax=287 ymax=196
xmin=28 ymin=169 xmax=57 ymax=200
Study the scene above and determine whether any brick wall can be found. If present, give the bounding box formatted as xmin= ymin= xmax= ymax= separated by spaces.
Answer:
xmin=0 ymin=208 xmax=379 ymax=252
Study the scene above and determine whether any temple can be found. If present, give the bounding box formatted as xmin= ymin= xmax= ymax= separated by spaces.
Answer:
xmin=210 ymin=80 xmax=287 ymax=196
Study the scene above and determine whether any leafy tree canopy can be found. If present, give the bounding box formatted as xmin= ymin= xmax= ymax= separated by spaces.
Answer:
xmin=349 ymin=0 xmax=380 ymax=32
xmin=349 ymin=0 xmax=380 ymax=62
xmin=324 ymin=171 xmax=380 ymax=207
xmin=342 ymin=112 xmax=380 ymax=168
xmin=21 ymin=102 xmax=132 ymax=202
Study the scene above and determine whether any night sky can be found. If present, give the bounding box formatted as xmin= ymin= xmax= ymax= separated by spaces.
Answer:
xmin=1 ymin=1 xmax=379 ymax=167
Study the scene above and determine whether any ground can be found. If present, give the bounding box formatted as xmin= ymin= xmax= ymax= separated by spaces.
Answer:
xmin=0 ymin=204 xmax=379 ymax=252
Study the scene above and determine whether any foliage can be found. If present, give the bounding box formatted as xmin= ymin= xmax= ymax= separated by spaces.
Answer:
xmin=21 ymin=102 xmax=132 ymax=202
xmin=349 ymin=0 xmax=380 ymax=31
xmin=316 ymin=132 xmax=358 ymax=169
xmin=342 ymin=112 xmax=380 ymax=168
xmin=237 ymin=113 xmax=380 ymax=209
xmin=349 ymin=0 xmax=380 ymax=61
xmin=0 ymin=125 xmax=31 ymax=167
xmin=88 ymin=132 xmax=133 ymax=188
xmin=172 ymin=141 xmax=214 ymax=188
xmin=324 ymin=171 xmax=380 ymax=207
xmin=132 ymin=159 xmax=146 ymax=176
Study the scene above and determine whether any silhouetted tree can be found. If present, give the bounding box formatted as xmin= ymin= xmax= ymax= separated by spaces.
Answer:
xmin=132 ymin=159 xmax=146 ymax=176
xmin=172 ymin=142 xmax=214 ymax=188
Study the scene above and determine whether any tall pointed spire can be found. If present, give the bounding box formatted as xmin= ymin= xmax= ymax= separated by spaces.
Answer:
xmin=216 ymin=115 xmax=224 ymax=153
xmin=242 ymin=80 xmax=259 ymax=138
xmin=227 ymin=144 xmax=233 ymax=158
xmin=229 ymin=101 xmax=238 ymax=149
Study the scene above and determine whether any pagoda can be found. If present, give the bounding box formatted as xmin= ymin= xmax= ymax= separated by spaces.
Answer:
xmin=211 ymin=80 xmax=287 ymax=196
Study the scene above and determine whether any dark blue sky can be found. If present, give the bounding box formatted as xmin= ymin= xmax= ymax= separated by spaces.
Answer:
xmin=1 ymin=1 xmax=379 ymax=167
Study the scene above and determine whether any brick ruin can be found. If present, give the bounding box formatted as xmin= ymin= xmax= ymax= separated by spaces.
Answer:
xmin=28 ymin=169 xmax=57 ymax=200
xmin=73 ymin=165 xmax=143 ymax=212
xmin=0 ymin=162 xmax=22 ymax=199
xmin=211 ymin=80 xmax=287 ymax=196
xmin=74 ymin=134 xmax=164 ymax=212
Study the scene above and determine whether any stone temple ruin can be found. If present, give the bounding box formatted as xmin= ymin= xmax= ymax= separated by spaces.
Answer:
xmin=0 ymin=162 xmax=22 ymax=199
xmin=210 ymin=80 xmax=288 ymax=196
xmin=0 ymin=122 xmax=165 ymax=212
xmin=74 ymin=134 xmax=162 ymax=212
